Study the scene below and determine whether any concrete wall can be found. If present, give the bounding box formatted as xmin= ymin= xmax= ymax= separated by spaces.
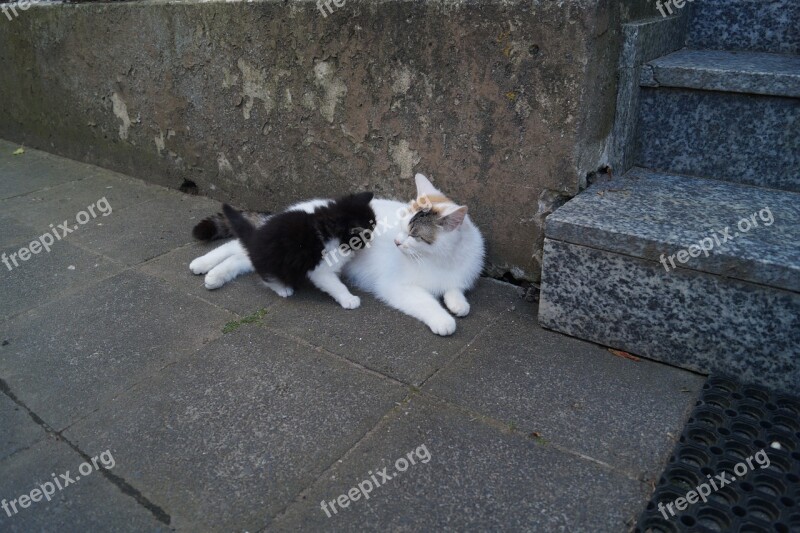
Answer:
xmin=0 ymin=0 xmax=620 ymax=281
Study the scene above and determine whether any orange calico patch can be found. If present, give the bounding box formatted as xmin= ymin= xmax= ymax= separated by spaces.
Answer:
xmin=412 ymin=194 xmax=450 ymax=211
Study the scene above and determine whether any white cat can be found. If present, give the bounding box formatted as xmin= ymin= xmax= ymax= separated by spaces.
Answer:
xmin=189 ymin=174 xmax=485 ymax=336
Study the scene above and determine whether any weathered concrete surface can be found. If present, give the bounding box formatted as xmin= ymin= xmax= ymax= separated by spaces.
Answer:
xmin=0 ymin=0 xmax=620 ymax=281
xmin=0 ymin=142 xmax=706 ymax=530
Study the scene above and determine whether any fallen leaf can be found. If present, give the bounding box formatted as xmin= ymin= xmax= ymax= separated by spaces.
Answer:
xmin=12 ymin=147 xmax=24 ymax=155
xmin=528 ymin=431 xmax=542 ymax=439
xmin=608 ymin=348 xmax=640 ymax=361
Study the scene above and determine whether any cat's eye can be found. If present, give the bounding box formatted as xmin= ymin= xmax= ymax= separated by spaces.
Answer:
xmin=350 ymin=228 xmax=364 ymax=235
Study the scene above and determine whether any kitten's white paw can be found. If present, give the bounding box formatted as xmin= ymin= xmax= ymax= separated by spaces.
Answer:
xmin=274 ymin=286 xmax=294 ymax=298
xmin=204 ymin=272 xmax=225 ymax=290
xmin=445 ymin=298 xmax=470 ymax=317
xmin=427 ymin=314 xmax=457 ymax=336
xmin=338 ymin=294 xmax=361 ymax=309
xmin=190 ymin=257 xmax=212 ymax=275
xmin=264 ymin=281 xmax=294 ymax=298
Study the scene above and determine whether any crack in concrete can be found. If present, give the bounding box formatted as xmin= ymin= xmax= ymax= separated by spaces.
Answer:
xmin=0 ymin=378 xmax=172 ymax=526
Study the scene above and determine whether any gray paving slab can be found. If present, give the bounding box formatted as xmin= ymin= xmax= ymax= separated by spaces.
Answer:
xmin=0 ymin=171 xmax=164 ymax=229
xmin=0 ymin=213 xmax=37 ymax=250
xmin=0 ymin=270 xmax=235 ymax=431
xmin=272 ymin=395 xmax=650 ymax=532
xmin=0 ymin=240 xmax=123 ymax=320
xmin=643 ymin=49 xmax=800 ymax=97
xmin=424 ymin=298 xmax=706 ymax=478
xmin=62 ymin=327 xmax=408 ymax=532
xmin=262 ymin=278 xmax=519 ymax=385
xmin=0 ymin=438 xmax=166 ymax=532
xmin=71 ymin=192 xmax=219 ymax=266
xmin=0 ymin=140 xmax=95 ymax=200
xmin=138 ymin=241 xmax=284 ymax=316
xmin=0 ymin=393 xmax=45 ymax=462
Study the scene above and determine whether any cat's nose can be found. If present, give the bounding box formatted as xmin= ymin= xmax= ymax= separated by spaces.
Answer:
xmin=394 ymin=238 xmax=402 ymax=246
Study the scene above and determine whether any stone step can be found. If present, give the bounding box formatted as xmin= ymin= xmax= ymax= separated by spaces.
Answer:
xmin=539 ymin=168 xmax=800 ymax=393
xmin=634 ymin=83 xmax=799 ymax=192
xmin=686 ymin=0 xmax=800 ymax=55
xmin=641 ymin=49 xmax=800 ymax=98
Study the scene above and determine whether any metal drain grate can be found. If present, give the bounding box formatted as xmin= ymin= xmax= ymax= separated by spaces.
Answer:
xmin=637 ymin=376 xmax=800 ymax=533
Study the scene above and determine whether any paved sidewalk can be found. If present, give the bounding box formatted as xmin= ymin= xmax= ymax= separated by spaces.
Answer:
xmin=0 ymin=140 xmax=705 ymax=532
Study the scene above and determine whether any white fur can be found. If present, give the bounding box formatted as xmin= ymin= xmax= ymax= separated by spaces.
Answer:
xmin=343 ymin=174 xmax=484 ymax=336
xmin=188 ymin=176 xmax=485 ymax=334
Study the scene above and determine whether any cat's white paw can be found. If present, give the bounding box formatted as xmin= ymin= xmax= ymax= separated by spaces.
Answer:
xmin=445 ymin=297 xmax=470 ymax=317
xmin=274 ymin=286 xmax=294 ymax=298
xmin=190 ymin=256 xmax=212 ymax=275
xmin=338 ymin=294 xmax=361 ymax=309
xmin=427 ymin=314 xmax=457 ymax=336
xmin=204 ymin=272 xmax=226 ymax=290
xmin=264 ymin=281 xmax=294 ymax=298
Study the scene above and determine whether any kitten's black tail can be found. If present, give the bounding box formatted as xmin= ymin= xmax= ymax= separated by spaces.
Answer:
xmin=222 ymin=204 xmax=256 ymax=244
xmin=192 ymin=213 xmax=231 ymax=241
xmin=193 ymin=208 xmax=272 ymax=241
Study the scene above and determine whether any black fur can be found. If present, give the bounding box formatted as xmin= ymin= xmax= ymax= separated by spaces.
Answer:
xmin=192 ymin=217 xmax=222 ymax=241
xmin=192 ymin=210 xmax=273 ymax=241
xmin=223 ymin=192 xmax=375 ymax=289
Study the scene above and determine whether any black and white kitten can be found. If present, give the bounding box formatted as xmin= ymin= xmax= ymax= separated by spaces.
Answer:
xmin=220 ymin=192 xmax=375 ymax=309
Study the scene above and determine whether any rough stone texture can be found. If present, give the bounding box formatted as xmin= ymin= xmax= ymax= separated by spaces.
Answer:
xmin=641 ymin=49 xmax=800 ymax=98
xmin=636 ymin=87 xmax=800 ymax=192
xmin=608 ymin=14 xmax=687 ymax=174
xmin=0 ymin=0 xmax=621 ymax=281
xmin=0 ymin=270 xmax=235 ymax=430
xmin=0 ymin=139 xmax=95 ymax=200
xmin=272 ymin=395 xmax=652 ymax=532
xmin=0 ymin=240 xmax=123 ymax=321
xmin=425 ymin=297 xmax=705 ymax=477
xmin=63 ymin=327 xmax=408 ymax=532
xmin=620 ymin=0 xmax=670 ymax=22
xmin=539 ymin=238 xmax=800 ymax=394
xmin=687 ymin=0 xmax=800 ymax=55
xmin=0 ymin=438 xmax=168 ymax=532
xmin=0 ymin=392 xmax=45 ymax=462
xmin=546 ymin=168 xmax=800 ymax=292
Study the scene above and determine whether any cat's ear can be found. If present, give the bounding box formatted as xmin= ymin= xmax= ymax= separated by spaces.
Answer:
xmin=350 ymin=191 xmax=374 ymax=205
xmin=415 ymin=173 xmax=442 ymax=197
xmin=438 ymin=205 xmax=468 ymax=231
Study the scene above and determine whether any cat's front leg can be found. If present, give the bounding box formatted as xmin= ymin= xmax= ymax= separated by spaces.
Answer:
xmin=382 ymin=286 xmax=456 ymax=336
xmin=444 ymin=289 xmax=470 ymax=317
xmin=307 ymin=267 xmax=361 ymax=309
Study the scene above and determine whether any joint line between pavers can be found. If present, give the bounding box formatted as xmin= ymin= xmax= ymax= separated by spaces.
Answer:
xmin=416 ymin=389 xmax=646 ymax=484
xmin=418 ymin=305 xmax=510 ymax=389
xmin=0 ymin=377 xmax=172 ymax=525
xmin=266 ymin=393 xmax=415 ymax=527
xmin=261 ymin=324 xmax=410 ymax=388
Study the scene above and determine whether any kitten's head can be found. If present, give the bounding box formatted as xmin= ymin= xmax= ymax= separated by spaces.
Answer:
xmin=394 ymin=174 xmax=469 ymax=255
xmin=326 ymin=191 xmax=376 ymax=246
